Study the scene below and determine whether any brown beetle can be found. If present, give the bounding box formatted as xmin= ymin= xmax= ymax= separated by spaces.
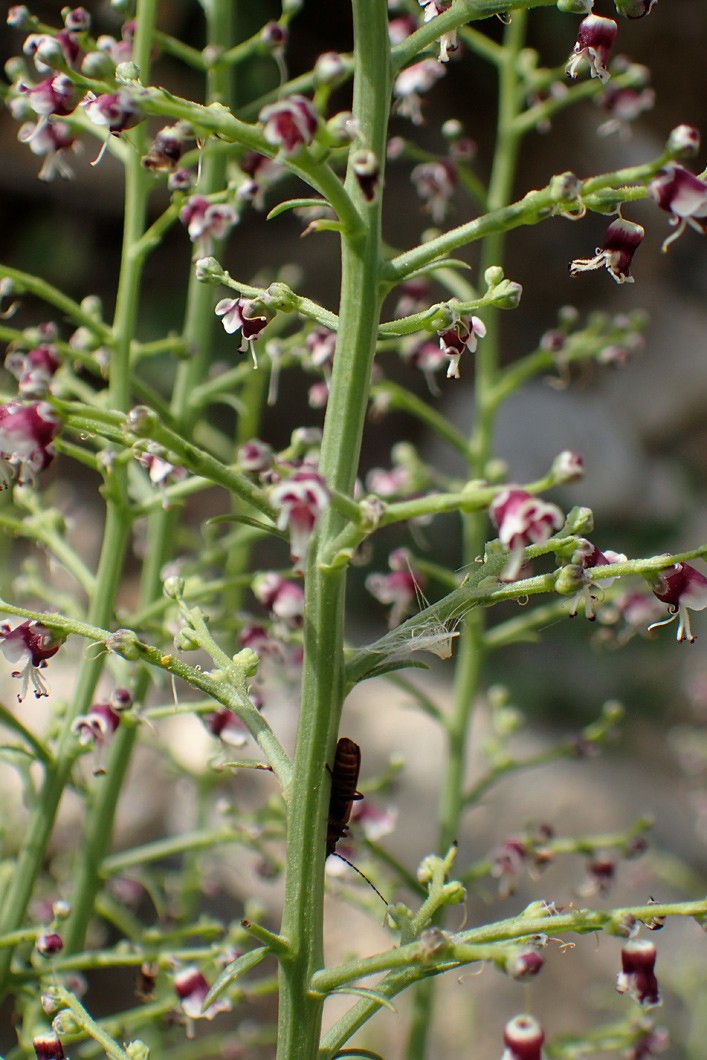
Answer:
xmin=326 ymin=737 xmax=364 ymax=857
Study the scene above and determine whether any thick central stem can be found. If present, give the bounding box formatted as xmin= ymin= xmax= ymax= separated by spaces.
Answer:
xmin=276 ymin=2 xmax=391 ymax=1058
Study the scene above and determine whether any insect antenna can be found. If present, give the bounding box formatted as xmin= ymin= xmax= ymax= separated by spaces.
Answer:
xmin=331 ymin=851 xmax=389 ymax=907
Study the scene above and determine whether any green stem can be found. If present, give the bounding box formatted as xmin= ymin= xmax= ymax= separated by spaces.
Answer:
xmin=276 ymin=2 xmax=391 ymax=1058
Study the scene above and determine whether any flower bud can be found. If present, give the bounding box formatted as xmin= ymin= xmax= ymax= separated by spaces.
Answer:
xmin=194 ymin=256 xmax=225 ymax=283
xmin=125 ymin=1042 xmax=150 ymax=1060
xmin=105 ymin=628 xmax=142 ymax=660
xmin=484 ymin=265 xmax=505 ymax=287
xmin=666 ymin=124 xmax=700 ymax=159
xmin=557 ymin=0 xmax=594 ymax=11
xmin=52 ymin=1011 xmax=81 ymax=1036
xmin=489 ymin=279 xmax=523 ymax=309
xmin=502 ymin=1014 xmax=545 ymax=1060
xmin=163 ymin=575 xmax=185 ymax=599
xmin=562 ymin=505 xmax=594 ymax=535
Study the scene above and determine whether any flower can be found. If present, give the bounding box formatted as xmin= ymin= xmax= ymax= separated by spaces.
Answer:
xmin=569 ymin=218 xmax=644 ymax=283
xmin=624 ymin=1022 xmax=668 ymax=1059
xmin=5 ymin=343 xmax=61 ymax=395
xmin=23 ymin=30 xmax=81 ymax=73
xmin=136 ymin=450 xmax=188 ymax=509
xmin=237 ymin=151 xmax=283 ymax=211
xmin=577 ymin=855 xmax=616 ymax=896
xmin=366 ymin=548 xmax=425 ymax=628
xmin=215 ymin=296 xmax=273 ymax=359
xmin=569 ymin=539 xmax=627 ymax=620
xmin=71 ymin=700 xmax=121 ymax=774
xmin=502 ymin=1014 xmax=545 ymax=1060
xmin=203 ymin=708 xmax=248 ymax=747
xmin=36 ymin=930 xmax=64 ymax=956
xmin=270 ymin=469 xmax=330 ymax=572
xmin=259 ymin=95 xmax=318 ymax=155
xmin=489 ymin=488 xmax=564 ymax=582
xmin=19 ymin=73 xmax=79 ymax=123
xmin=179 ymin=195 xmax=238 ymax=259
xmin=614 ymin=0 xmax=659 ymax=16
xmin=503 ymin=948 xmax=545 ymax=982
xmin=565 ymin=15 xmax=618 ymax=84
xmin=438 ymin=314 xmax=486 ymax=378
xmin=84 ymin=89 xmax=140 ymax=133
xmin=0 ymin=619 xmax=64 ymax=700
xmin=418 ymin=0 xmax=457 ymax=62
xmin=0 ymin=400 xmax=60 ymax=486
xmin=648 ymin=562 xmax=707 ymax=642
xmin=142 ymin=124 xmax=190 ymax=172
xmin=18 ymin=118 xmax=79 ymax=181
xmin=33 ymin=1034 xmax=66 ymax=1060
xmin=597 ymin=85 xmax=655 ymax=139
xmin=237 ymin=438 xmax=274 ymax=473
xmin=392 ymin=59 xmax=445 ymax=125
xmin=173 ymin=966 xmax=231 ymax=1037
xmin=252 ymin=572 xmax=305 ymax=626
xmin=647 ymin=163 xmax=707 ymax=250
xmin=411 ymin=159 xmax=456 ymax=223
xmin=616 ymin=938 xmax=661 ymax=1008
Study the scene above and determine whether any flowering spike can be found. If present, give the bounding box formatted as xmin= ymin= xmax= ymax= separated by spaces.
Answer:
xmin=569 ymin=218 xmax=644 ymax=283
xmin=566 ymin=15 xmax=618 ymax=84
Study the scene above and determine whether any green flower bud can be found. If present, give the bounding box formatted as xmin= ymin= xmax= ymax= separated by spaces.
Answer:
xmin=484 ymin=265 xmax=505 ymax=288
xmin=557 ymin=0 xmax=594 ymax=12
xmin=555 ymin=564 xmax=586 ymax=596
xmin=441 ymin=880 xmax=465 ymax=904
xmin=562 ymin=505 xmax=594 ymax=536
xmin=194 ymin=256 xmax=226 ymax=283
xmin=52 ymin=1011 xmax=82 ymax=1035
xmin=489 ymin=279 xmax=523 ymax=309
xmin=125 ymin=406 xmax=159 ymax=436
xmin=232 ymin=647 xmax=260 ymax=677
xmin=105 ymin=628 xmax=142 ymax=660
xmin=612 ymin=0 xmax=657 ymax=17
xmin=126 ymin=1041 xmax=151 ymax=1060
xmin=163 ymin=576 xmax=185 ymax=599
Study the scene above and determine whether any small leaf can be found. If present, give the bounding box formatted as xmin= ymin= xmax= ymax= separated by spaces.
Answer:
xmin=330 ymin=987 xmax=397 ymax=1013
xmin=266 ymin=198 xmax=329 ymax=220
xmin=203 ymin=946 xmax=269 ymax=1008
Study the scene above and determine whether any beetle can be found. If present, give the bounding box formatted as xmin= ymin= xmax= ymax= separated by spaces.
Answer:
xmin=326 ymin=737 xmax=364 ymax=858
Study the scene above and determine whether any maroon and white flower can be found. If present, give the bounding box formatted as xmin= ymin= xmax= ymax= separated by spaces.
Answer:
xmin=418 ymin=0 xmax=456 ymax=62
xmin=84 ymin=89 xmax=140 ymax=134
xmin=252 ymin=572 xmax=305 ymax=626
xmin=438 ymin=314 xmax=486 ymax=379
xmin=237 ymin=438 xmax=274 ymax=474
xmin=142 ymin=124 xmax=189 ymax=172
xmin=23 ymin=30 xmax=81 ymax=73
xmin=5 ymin=343 xmax=61 ymax=396
xmin=504 ymin=948 xmax=545 ymax=982
xmin=392 ymin=59 xmax=445 ymax=125
xmin=203 ymin=708 xmax=248 ymax=748
xmin=259 ymin=95 xmax=318 ymax=156
xmin=490 ymin=488 xmax=564 ymax=582
xmin=237 ymin=151 xmax=283 ymax=211
xmin=0 ymin=619 xmax=64 ymax=700
xmin=63 ymin=7 xmax=91 ymax=31
xmin=597 ymin=85 xmax=655 ymax=139
xmin=616 ymin=938 xmax=661 ymax=1008
xmin=0 ymin=400 xmax=60 ymax=487
xmin=136 ymin=450 xmax=188 ymax=510
xmin=569 ymin=539 xmax=627 ymax=620
xmin=180 ymin=195 xmax=238 ymax=259
xmin=215 ymin=296 xmax=273 ymax=359
xmin=577 ymin=855 xmax=616 ymax=896
xmin=33 ymin=1034 xmax=66 ymax=1060
xmin=411 ymin=159 xmax=456 ymax=224
xmin=366 ymin=548 xmax=425 ymax=628
xmin=565 ymin=15 xmax=618 ymax=84
xmin=648 ymin=562 xmax=707 ymax=642
xmin=624 ymin=1023 xmax=668 ymax=1059
xmin=403 ymin=338 xmax=447 ymax=395
xmin=71 ymin=700 xmax=121 ymax=773
xmin=501 ymin=1014 xmax=545 ymax=1060
xmin=173 ymin=966 xmax=231 ymax=1036
xmin=570 ymin=218 xmax=644 ymax=284
xmin=36 ymin=930 xmax=64 ymax=957
xmin=647 ymin=163 xmax=707 ymax=250
xmin=270 ymin=469 xmax=330 ymax=572
xmin=19 ymin=73 xmax=80 ymax=125
xmin=18 ymin=117 xmax=79 ymax=182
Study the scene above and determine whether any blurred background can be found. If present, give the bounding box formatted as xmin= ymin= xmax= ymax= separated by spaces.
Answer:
xmin=3 ymin=1 xmax=707 ymax=1057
